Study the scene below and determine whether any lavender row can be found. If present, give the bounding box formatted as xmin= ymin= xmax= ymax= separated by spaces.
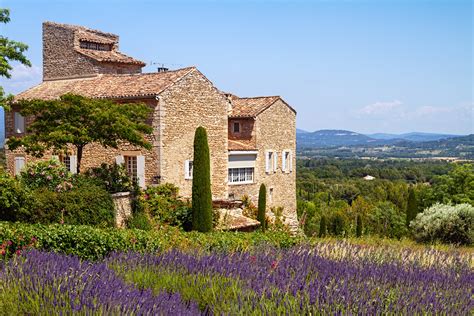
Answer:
xmin=0 ymin=250 xmax=199 ymax=315
xmin=108 ymin=247 xmax=474 ymax=314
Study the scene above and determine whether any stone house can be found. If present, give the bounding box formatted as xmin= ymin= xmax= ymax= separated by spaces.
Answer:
xmin=4 ymin=22 xmax=297 ymax=227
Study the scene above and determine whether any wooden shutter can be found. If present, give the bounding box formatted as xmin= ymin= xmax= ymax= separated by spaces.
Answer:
xmin=184 ymin=160 xmax=190 ymax=179
xmin=115 ymin=155 xmax=124 ymax=165
xmin=282 ymin=151 xmax=287 ymax=172
xmin=289 ymin=151 xmax=293 ymax=172
xmin=70 ymin=155 xmax=77 ymax=174
xmin=137 ymin=155 xmax=145 ymax=188
xmin=14 ymin=112 xmax=25 ymax=133
xmin=14 ymin=157 xmax=25 ymax=176
xmin=265 ymin=152 xmax=271 ymax=173
xmin=273 ymin=152 xmax=278 ymax=172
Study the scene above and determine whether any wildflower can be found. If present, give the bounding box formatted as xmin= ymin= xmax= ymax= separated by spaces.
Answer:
xmin=15 ymin=250 xmax=21 ymax=256
xmin=0 ymin=249 xmax=5 ymax=256
xmin=46 ymin=175 xmax=53 ymax=180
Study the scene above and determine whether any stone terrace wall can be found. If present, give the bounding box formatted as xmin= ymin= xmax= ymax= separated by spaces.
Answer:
xmin=158 ymin=69 xmax=229 ymax=199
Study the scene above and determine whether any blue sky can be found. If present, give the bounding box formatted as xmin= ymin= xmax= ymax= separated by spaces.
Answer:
xmin=0 ymin=0 xmax=472 ymax=135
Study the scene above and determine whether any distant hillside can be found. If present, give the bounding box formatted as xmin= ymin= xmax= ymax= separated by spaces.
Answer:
xmin=367 ymin=132 xmax=460 ymax=142
xmin=297 ymin=129 xmax=380 ymax=148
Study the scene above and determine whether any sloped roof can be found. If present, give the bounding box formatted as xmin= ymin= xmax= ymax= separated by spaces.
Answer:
xmin=230 ymin=96 xmax=295 ymax=118
xmin=16 ymin=67 xmax=197 ymax=100
xmin=76 ymin=49 xmax=145 ymax=66
xmin=228 ymin=139 xmax=257 ymax=151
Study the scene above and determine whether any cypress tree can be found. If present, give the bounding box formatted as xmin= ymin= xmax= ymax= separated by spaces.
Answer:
xmin=406 ymin=187 xmax=418 ymax=227
xmin=257 ymin=184 xmax=267 ymax=231
xmin=356 ymin=214 xmax=363 ymax=237
xmin=191 ymin=127 xmax=213 ymax=232
xmin=318 ymin=215 xmax=327 ymax=238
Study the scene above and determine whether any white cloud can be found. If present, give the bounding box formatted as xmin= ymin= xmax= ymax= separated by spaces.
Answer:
xmin=359 ymin=100 xmax=402 ymax=115
xmin=0 ymin=63 xmax=42 ymax=95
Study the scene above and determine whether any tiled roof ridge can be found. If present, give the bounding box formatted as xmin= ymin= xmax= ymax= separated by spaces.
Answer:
xmin=236 ymin=95 xmax=280 ymax=100
xmin=43 ymin=21 xmax=118 ymax=39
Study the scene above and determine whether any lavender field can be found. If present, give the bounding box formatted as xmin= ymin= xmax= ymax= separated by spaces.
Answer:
xmin=1 ymin=242 xmax=472 ymax=315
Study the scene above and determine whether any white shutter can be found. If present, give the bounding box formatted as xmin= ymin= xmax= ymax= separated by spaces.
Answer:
xmin=265 ymin=152 xmax=271 ymax=173
xmin=14 ymin=112 xmax=25 ymax=133
xmin=282 ymin=151 xmax=287 ymax=172
xmin=184 ymin=160 xmax=190 ymax=179
xmin=289 ymin=151 xmax=293 ymax=172
xmin=137 ymin=155 xmax=145 ymax=188
xmin=70 ymin=155 xmax=77 ymax=174
xmin=14 ymin=157 xmax=25 ymax=176
xmin=273 ymin=152 xmax=278 ymax=172
xmin=115 ymin=155 xmax=124 ymax=165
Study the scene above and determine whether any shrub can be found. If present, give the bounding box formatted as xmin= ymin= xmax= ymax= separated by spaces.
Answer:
xmin=192 ymin=126 xmax=213 ymax=232
xmin=85 ymin=163 xmax=134 ymax=193
xmin=27 ymin=177 xmax=115 ymax=228
xmin=126 ymin=212 xmax=153 ymax=231
xmin=0 ymin=172 xmax=28 ymax=222
xmin=0 ymin=221 xmax=300 ymax=260
xmin=411 ymin=203 xmax=474 ymax=245
xmin=20 ymin=159 xmax=73 ymax=191
xmin=142 ymin=184 xmax=192 ymax=230
xmin=242 ymin=195 xmax=258 ymax=219
xmin=257 ymin=184 xmax=266 ymax=231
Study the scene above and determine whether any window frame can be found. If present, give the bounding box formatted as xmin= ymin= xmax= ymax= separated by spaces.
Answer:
xmin=124 ymin=155 xmax=138 ymax=182
xmin=185 ymin=160 xmax=193 ymax=180
xmin=14 ymin=112 xmax=25 ymax=134
xmin=232 ymin=121 xmax=241 ymax=133
xmin=228 ymin=167 xmax=254 ymax=185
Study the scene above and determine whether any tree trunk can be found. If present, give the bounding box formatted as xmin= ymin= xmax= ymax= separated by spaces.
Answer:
xmin=76 ymin=144 xmax=84 ymax=174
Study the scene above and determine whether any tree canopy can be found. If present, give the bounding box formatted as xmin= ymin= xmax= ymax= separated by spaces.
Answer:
xmin=0 ymin=8 xmax=31 ymax=109
xmin=7 ymin=94 xmax=153 ymax=173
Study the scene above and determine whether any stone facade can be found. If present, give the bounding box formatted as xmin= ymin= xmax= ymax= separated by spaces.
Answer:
xmin=228 ymin=99 xmax=297 ymax=227
xmin=43 ymin=22 xmax=143 ymax=81
xmin=5 ymin=21 xmax=298 ymax=229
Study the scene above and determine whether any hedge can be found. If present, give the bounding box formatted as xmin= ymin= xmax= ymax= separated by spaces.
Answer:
xmin=0 ymin=222 xmax=301 ymax=261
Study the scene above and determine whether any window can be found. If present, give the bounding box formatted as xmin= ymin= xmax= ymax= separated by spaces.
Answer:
xmin=185 ymin=160 xmax=193 ymax=179
xmin=228 ymin=167 xmax=254 ymax=184
xmin=14 ymin=112 xmax=25 ymax=134
xmin=282 ymin=150 xmax=292 ymax=173
xmin=14 ymin=157 xmax=25 ymax=176
xmin=61 ymin=156 xmax=71 ymax=171
xmin=265 ymin=151 xmax=278 ymax=173
xmin=79 ymin=41 xmax=111 ymax=51
xmin=125 ymin=156 xmax=138 ymax=182
xmin=233 ymin=122 xmax=240 ymax=133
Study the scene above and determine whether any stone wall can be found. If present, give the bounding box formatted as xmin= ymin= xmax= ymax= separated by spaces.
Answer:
xmin=111 ymin=192 xmax=132 ymax=228
xmin=43 ymin=22 xmax=98 ymax=80
xmin=228 ymin=99 xmax=297 ymax=227
xmin=158 ymin=69 xmax=229 ymax=199
xmin=43 ymin=22 xmax=142 ymax=81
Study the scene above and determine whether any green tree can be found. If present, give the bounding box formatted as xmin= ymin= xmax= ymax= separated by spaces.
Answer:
xmin=356 ymin=214 xmax=363 ymax=237
xmin=318 ymin=215 xmax=327 ymax=237
xmin=257 ymin=183 xmax=266 ymax=231
xmin=406 ymin=187 xmax=418 ymax=227
xmin=7 ymin=94 xmax=152 ymax=173
xmin=191 ymin=126 xmax=213 ymax=232
xmin=0 ymin=8 xmax=31 ymax=109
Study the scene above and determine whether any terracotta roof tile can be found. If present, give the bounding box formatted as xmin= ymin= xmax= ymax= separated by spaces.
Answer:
xmin=76 ymin=31 xmax=116 ymax=45
xmin=230 ymin=96 xmax=280 ymax=118
xmin=228 ymin=139 xmax=257 ymax=151
xmin=76 ymin=49 xmax=145 ymax=66
xmin=16 ymin=67 xmax=196 ymax=100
